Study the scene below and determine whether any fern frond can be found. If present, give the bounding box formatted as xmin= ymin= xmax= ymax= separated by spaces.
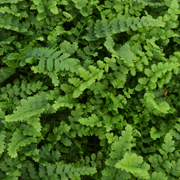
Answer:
xmin=159 ymin=133 xmax=175 ymax=157
xmin=25 ymin=47 xmax=80 ymax=73
xmin=53 ymin=94 xmax=77 ymax=110
xmin=56 ymin=162 xmax=97 ymax=179
xmin=0 ymin=5 xmax=21 ymax=17
xmin=102 ymin=125 xmax=134 ymax=179
xmin=143 ymin=91 xmax=174 ymax=115
xmin=150 ymin=172 xmax=167 ymax=180
xmin=85 ymin=15 xmax=165 ymax=41
xmin=115 ymin=152 xmax=150 ymax=179
xmin=136 ymin=62 xmax=179 ymax=91
xmin=79 ymin=114 xmax=102 ymax=127
xmin=7 ymin=130 xmax=36 ymax=158
xmin=5 ymin=92 xmax=48 ymax=122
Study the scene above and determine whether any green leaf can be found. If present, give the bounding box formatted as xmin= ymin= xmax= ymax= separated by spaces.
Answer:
xmin=78 ymin=67 xmax=91 ymax=81
xmin=159 ymin=133 xmax=175 ymax=155
xmin=79 ymin=114 xmax=102 ymax=127
xmin=68 ymin=77 xmax=82 ymax=87
xmin=73 ymin=88 xmax=83 ymax=98
xmin=144 ymin=68 xmax=153 ymax=77
xmin=158 ymin=78 xmax=164 ymax=88
xmin=138 ymin=77 xmax=149 ymax=85
xmin=151 ymin=64 xmax=158 ymax=72
xmin=104 ymin=36 xmax=115 ymax=52
xmin=50 ymin=6 xmax=58 ymax=14
xmin=32 ymin=0 xmax=41 ymax=5
xmin=164 ymin=71 xmax=171 ymax=84
xmin=5 ymin=92 xmax=47 ymax=122
xmin=150 ymin=75 xmax=158 ymax=83
xmin=150 ymin=127 xmax=161 ymax=140
xmin=129 ymin=67 xmax=136 ymax=76
xmin=0 ymin=131 xmax=6 ymax=155
xmin=102 ymin=19 xmax=110 ymax=36
xmin=79 ymin=82 xmax=87 ymax=91
xmin=47 ymin=58 xmax=53 ymax=72
xmin=97 ymin=60 xmax=105 ymax=69
xmin=61 ymin=137 xmax=72 ymax=146
xmin=39 ymin=58 xmax=45 ymax=72
xmin=48 ymin=71 xmax=59 ymax=86
xmin=135 ymin=84 xmax=144 ymax=91
xmin=55 ymin=58 xmax=61 ymax=72
xmin=168 ymin=0 xmax=179 ymax=14
xmin=171 ymin=159 xmax=180 ymax=177
xmin=151 ymin=172 xmax=167 ymax=180
xmin=95 ymin=20 xmax=103 ymax=38
xmin=144 ymin=92 xmax=170 ymax=114
xmin=115 ymin=152 xmax=150 ymax=179
xmin=27 ymin=116 xmax=42 ymax=133
xmin=8 ymin=131 xmax=36 ymax=158
xmin=53 ymin=95 xmax=76 ymax=109
xmin=118 ymin=43 xmax=135 ymax=67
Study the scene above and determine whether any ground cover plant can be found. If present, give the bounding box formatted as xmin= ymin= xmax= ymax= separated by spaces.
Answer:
xmin=1 ymin=0 xmax=180 ymax=179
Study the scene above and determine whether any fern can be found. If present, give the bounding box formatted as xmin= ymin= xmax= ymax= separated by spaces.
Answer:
xmin=56 ymin=162 xmax=97 ymax=179
xmin=159 ymin=133 xmax=175 ymax=157
xmin=142 ymin=91 xmax=176 ymax=116
xmin=5 ymin=92 xmax=48 ymax=122
xmin=136 ymin=61 xmax=179 ymax=91
xmin=7 ymin=130 xmax=37 ymax=158
xmin=1 ymin=0 xmax=180 ymax=179
xmin=115 ymin=152 xmax=150 ymax=179
xmin=102 ymin=125 xmax=134 ymax=179
xmin=25 ymin=47 xmax=80 ymax=73
xmin=85 ymin=15 xmax=165 ymax=41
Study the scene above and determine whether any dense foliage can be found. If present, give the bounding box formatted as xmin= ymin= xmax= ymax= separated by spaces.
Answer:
xmin=1 ymin=0 xmax=180 ymax=179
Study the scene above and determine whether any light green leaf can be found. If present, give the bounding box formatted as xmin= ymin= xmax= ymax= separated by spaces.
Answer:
xmin=79 ymin=114 xmax=102 ymax=127
xmin=118 ymin=43 xmax=135 ymax=67
xmin=50 ymin=6 xmax=59 ymax=14
xmin=151 ymin=172 xmax=167 ymax=180
xmin=150 ymin=127 xmax=161 ymax=140
xmin=39 ymin=58 xmax=45 ymax=72
xmin=138 ymin=77 xmax=148 ymax=85
xmin=73 ymin=88 xmax=83 ymax=98
xmin=150 ymin=75 xmax=158 ymax=83
xmin=8 ymin=131 xmax=36 ymax=158
xmin=144 ymin=68 xmax=153 ymax=77
xmin=159 ymin=133 xmax=175 ymax=155
xmin=151 ymin=64 xmax=157 ymax=72
xmin=135 ymin=84 xmax=144 ymax=91
xmin=47 ymin=58 xmax=53 ymax=72
xmin=115 ymin=152 xmax=150 ymax=179
xmin=55 ymin=59 xmax=61 ymax=72
xmin=32 ymin=0 xmax=41 ymax=5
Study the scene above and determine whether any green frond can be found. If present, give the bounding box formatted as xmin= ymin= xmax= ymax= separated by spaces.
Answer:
xmin=150 ymin=172 xmax=167 ymax=180
xmin=5 ymin=92 xmax=48 ymax=122
xmin=159 ymin=133 xmax=175 ymax=156
xmin=115 ymin=152 xmax=150 ymax=179
xmin=53 ymin=94 xmax=77 ymax=110
xmin=56 ymin=162 xmax=97 ymax=179
xmin=7 ymin=130 xmax=37 ymax=158
xmin=79 ymin=114 xmax=102 ymax=127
